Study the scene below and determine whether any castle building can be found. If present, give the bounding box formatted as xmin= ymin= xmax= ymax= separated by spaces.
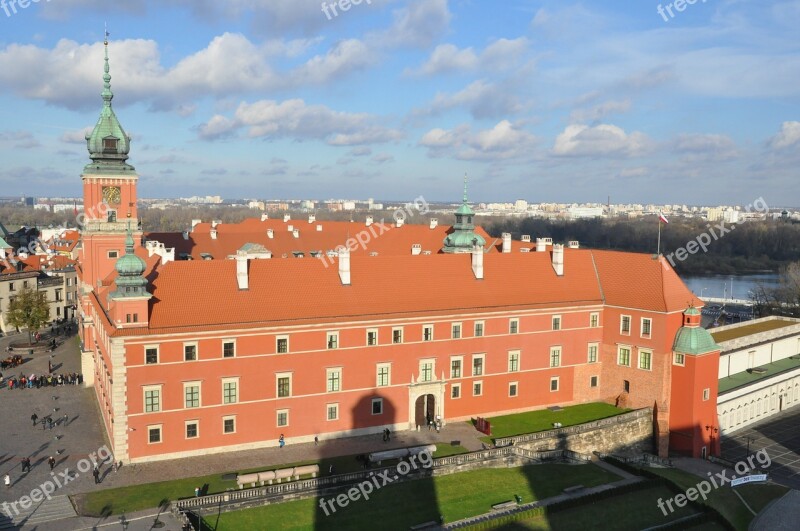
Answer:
xmin=77 ymin=40 xmax=721 ymax=463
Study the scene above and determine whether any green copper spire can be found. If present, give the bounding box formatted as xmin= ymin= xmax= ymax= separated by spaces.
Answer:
xmin=110 ymin=230 xmax=150 ymax=299
xmin=84 ymin=29 xmax=136 ymax=176
xmin=443 ymin=173 xmax=486 ymax=253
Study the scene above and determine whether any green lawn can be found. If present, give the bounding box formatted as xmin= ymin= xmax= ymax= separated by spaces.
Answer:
xmin=475 ymin=403 xmax=631 ymax=443
xmin=499 ymin=483 xmax=700 ymax=530
xmin=203 ymin=463 xmax=622 ymax=531
xmin=647 ymin=467 xmax=788 ymax=530
xmin=77 ymin=447 xmax=464 ymax=517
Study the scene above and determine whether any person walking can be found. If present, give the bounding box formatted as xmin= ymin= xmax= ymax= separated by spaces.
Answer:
xmin=194 ymin=486 xmax=201 ymax=497
xmin=31 ymin=413 xmax=38 ymax=427
xmin=62 ymin=413 xmax=68 ymax=425
xmin=48 ymin=456 xmax=56 ymax=470
xmin=4 ymin=473 xmax=9 ymax=488
xmin=92 ymin=465 xmax=100 ymax=484
xmin=314 ymin=435 xmax=319 ymax=446
xmin=279 ymin=434 xmax=285 ymax=449
xmin=48 ymin=417 xmax=53 ymax=430
xmin=21 ymin=457 xmax=30 ymax=473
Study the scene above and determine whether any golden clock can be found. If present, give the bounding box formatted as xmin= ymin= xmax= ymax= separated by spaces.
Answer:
xmin=102 ymin=186 xmax=121 ymax=205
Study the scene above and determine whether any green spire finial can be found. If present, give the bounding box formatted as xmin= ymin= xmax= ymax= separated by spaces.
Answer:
xmin=102 ymin=24 xmax=113 ymax=105
xmin=124 ymin=229 xmax=135 ymax=254
xmin=463 ymin=172 xmax=468 ymax=203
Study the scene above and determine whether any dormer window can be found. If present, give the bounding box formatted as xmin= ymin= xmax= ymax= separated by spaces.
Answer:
xmin=103 ymin=137 xmax=119 ymax=152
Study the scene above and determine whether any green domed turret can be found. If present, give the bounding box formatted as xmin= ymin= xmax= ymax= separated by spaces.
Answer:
xmin=673 ymin=306 xmax=720 ymax=355
xmin=111 ymin=232 xmax=149 ymax=298
xmin=442 ymin=174 xmax=486 ymax=253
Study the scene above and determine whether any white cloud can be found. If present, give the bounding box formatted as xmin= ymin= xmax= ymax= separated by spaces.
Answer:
xmin=552 ymin=124 xmax=650 ymax=157
xmin=767 ymin=121 xmax=800 ymax=150
xmin=375 ymin=0 xmax=451 ymax=48
xmin=410 ymin=37 xmax=528 ymax=76
xmin=569 ymin=100 xmax=631 ymax=124
xmin=672 ymin=133 xmax=739 ymax=161
xmin=419 ymin=120 xmax=536 ymax=161
xmin=0 ymin=131 xmax=41 ymax=149
xmin=417 ymin=79 xmax=523 ymax=120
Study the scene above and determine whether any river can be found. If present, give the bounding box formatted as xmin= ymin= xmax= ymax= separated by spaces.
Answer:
xmin=680 ymin=273 xmax=779 ymax=301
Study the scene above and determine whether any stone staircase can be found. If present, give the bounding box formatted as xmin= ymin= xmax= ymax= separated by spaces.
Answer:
xmin=0 ymin=495 xmax=76 ymax=530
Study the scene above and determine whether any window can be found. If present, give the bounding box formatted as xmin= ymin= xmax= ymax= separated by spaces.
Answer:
xmin=277 ymin=374 xmax=292 ymax=398
xmin=367 ymin=329 xmax=378 ymax=346
xmin=326 ymin=369 xmax=341 ymax=392
xmin=23 ymin=281 xmax=28 ymax=288
xmin=144 ymin=386 xmax=161 ymax=413
xmin=703 ymin=388 xmax=710 ymax=401
xmin=371 ymin=398 xmax=383 ymax=415
xmin=107 ymin=250 xmax=119 ymax=259
xmin=326 ymin=332 xmax=339 ymax=349
xmin=422 ymin=325 xmax=433 ymax=341
xmin=550 ymin=377 xmax=559 ymax=392
xmin=277 ymin=410 xmax=289 ymax=427
xmin=472 ymin=354 xmax=484 ymax=376
xmin=145 ymin=346 xmax=158 ymax=365
xmin=623 ymin=380 xmax=630 ymax=393
xmin=222 ymin=379 xmax=239 ymax=404
xmin=148 ymin=425 xmax=162 ymax=444
xmin=552 ymin=315 xmax=561 ymax=331
xmin=474 ymin=321 xmax=484 ymax=337
xmin=276 ymin=336 xmax=289 ymax=353
xmin=509 ymin=318 xmax=519 ymax=334
xmin=473 ymin=381 xmax=483 ymax=396
xmin=450 ymin=357 xmax=462 ymax=378
xmin=641 ymin=318 xmax=652 ymax=338
xmin=508 ymin=350 xmax=520 ymax=372
xmin=618 ymin=347 xmax=631 ymax=367
xmin=184 ymin=343 xmax=197 ymax=361
xmin=223 ymin=340 xmax=235 ymax=358
xmin=588 ymin=343 xmax=598 ymax=363
xmin=223 ymin=416 xmax=236 ymax=434
xmin=590 ymin=312 xmax=599 ymax=328
xmin=639 ymin=350 xmax=652 ymax=371
xmin=509 ymin=382 xmax=518 ymax=397
xmin=107 ymin=210 xmax=117 ymax=222
xmin=550 ymin=347 xmax=561 ymax=368
xmin=392 ymin=327 xmax=403 ymax=344
xmin=451 ymin=383 xmax=461 ymax=399
xmin=420 ymin=360 xmax=434 ymax=382
xmin=8 ymin=283 xmax=14 ymax=292
xmin=674 ymin=353 xmax=685 ymax=366
xmin=590 ymin=375 xmax=599 ymax=388
xmin=184 ymin=383 xmax=200 ymax=408
xmin=376 ymin=364 xmax=391 ymax=387
xmin=103 ymin=137 xmax=118 ymax=151
xmin=185 ymin=421 xmax=198 ymax=439
xmin=451 ymin=323 xmax=462 ymax=339
xmin=620 ymin=315 xmax=631 ymax=334
xmin=327 ymin=403 xmax=339 ymax=421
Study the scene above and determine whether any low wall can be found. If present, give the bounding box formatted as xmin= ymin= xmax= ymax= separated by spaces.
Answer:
xmin=496 ymin=408 xmax=653 ymax=456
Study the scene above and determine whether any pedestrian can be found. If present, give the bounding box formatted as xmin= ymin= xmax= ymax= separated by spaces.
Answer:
xmin=93 ymin=465 xmax=100 ymax=484
xmin=328 ymin=464 xmax=334 ymax=475
xmin=279 ymin=434 xmax=285 ymax=449
xmin=48 ymin=417 xmax=53 ymax=430
xmin=3 ymin=473 xmax=9 ymax=488
xmin=386 ymin=428 xmax=391 ymax=441
xmin=21 ymin=457 xmax=29 ymax=473
xmin=48 ymin=456 xmax=55 ymax=471
xmin=31 ymin=412 xmax=38 ymax=427
xmin=194 ymin=486 xmax=200 ymax=497
xmin=63 ymin=413 xmax=68 ymax=425
xmin=314 ymin=435 xmax=319 ymax=446
xmin=48 ymin=360 xmax=52 ymax=374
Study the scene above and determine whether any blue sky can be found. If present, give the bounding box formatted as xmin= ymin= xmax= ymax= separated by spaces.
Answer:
xmin=0 ymin=0 xmax=798 ymax=205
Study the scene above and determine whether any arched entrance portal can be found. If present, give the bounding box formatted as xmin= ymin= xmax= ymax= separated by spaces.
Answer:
xmin=415 ymin=394 xmax=436 ymax=428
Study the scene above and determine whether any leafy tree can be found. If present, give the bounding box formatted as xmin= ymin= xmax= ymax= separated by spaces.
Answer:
xmin=5 ymin=286 xmax=50 ymax=344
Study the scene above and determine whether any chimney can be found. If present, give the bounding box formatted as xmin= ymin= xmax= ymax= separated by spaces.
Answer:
xmin=210 ymin=229 xmax=218 ymax=239
xmin=260 ymin=213 xmax=269 ymax=221
xmin=536 ymin=238 xmax=547 ymax=252
xmin=520 ymin=248 xmax=530 ymax=253
xmin=338 ymin=246 xmax=351 ymax=286
xmin=366 ymin=216 xmax=373 ymax=227
xmin=429 ymin=218 xmax=438 ymax=229
xmin=471 ymin=244 xmax=484 ymax=279
xmin=552 ymin=244 xmax=564 ymax=276
xmin=191 ymin=219 xmax=201 ymax=231
xmin=236 ymin=256 xmax=248 ymax=290
xmin=411 ymin=244 xmax=422 ymax=255
xmin=182 ymin=230 xmax=189 ymax=240
xmin=521 ymin=235 xmax=531 ymax=242
xmin=308 ymin=215 xmax=315 ymax=223
xmin=292 ymin=229 xmax=299 ymax=238
xmin=316 ymin=225 xmax=323 ymax=232
xmin=212 ymin=220 xmax=221 ymax=228
xmin=568 ymin=240 xmax=580 ymax=249
xmin=287 ymin=224 xmax=294 ymax=232
xmin=502 ymin=233 xmax=512 ymax=253
xmin=283 ymin=214 xmax=291 ymax=222
xmin=267 ymin=229 xmax=274 ymax=239
xmin=395 ymin=217 xmax=404 ymax=228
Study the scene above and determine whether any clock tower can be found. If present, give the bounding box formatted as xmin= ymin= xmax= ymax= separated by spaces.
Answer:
xmin=79 ymin=33 xmax=140 ymax=291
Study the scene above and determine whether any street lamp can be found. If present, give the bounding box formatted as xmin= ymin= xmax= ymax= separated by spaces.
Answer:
xmin=701 ymin=287 xmax=708 ymax=299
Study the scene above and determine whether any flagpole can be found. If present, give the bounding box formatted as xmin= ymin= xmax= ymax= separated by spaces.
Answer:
xmin=657 ymin=216 xmax=662 ymax=256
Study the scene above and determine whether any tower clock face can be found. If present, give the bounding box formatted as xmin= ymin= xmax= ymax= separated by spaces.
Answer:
xmin=102 ymin=186 xmax=121 ymax=205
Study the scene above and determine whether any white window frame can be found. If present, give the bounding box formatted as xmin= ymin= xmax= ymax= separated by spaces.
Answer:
xmin=590 ymin=375 xmax=599 ymax=388
xmin=223 ymin=415 xmax=236 ymax=434
xmin=327 ymin=403 xmax=339 ymax=421
xmin=550 ymin=377 xmax=559 ymax=392
xmin=222 ymin=338 xmax=236 ymax=358
xmin=638 ymin=349 xmax=652 ymax=371
xmin=276 ymin=372 xmax=293 ymax=398
xmin=107 ymin=250 xmax=119 ymax=259
xmin=276 ymin=409 xmax=289 ymax=427
xmin=474 ymin=320 xmax=485 ymax=337
xmin=473 ymin=380 xmax=483 ymax=397
xmin=550 ymin=346 xmax=561 ymax=368
xmin=422 ymin=324 xmax=434 ymax=342
xmin=703 ymin=388 xmax=710 ymax=401
xmin=509 ymin=381 xmax=518 ymax=397
xmin=147 ymin=424 xmax=162 ymax=444
xmin=450 ymin=356 xmax=463 ymax=379
xmin=144 ymin=345 xmax=159 ymax=365
xmin=590 ymin=312 xmax=599 ymax=328
xmin=674 ymin=352 xmax=685 ymax=366
xmin=183 ymin=381 xmax=201 ymax=409
xmin=276 ymin=335 xmax=289 ymax=354
xmin=451 ymin=322 xmax=462 ymax=339
xmin=419 ymin=359 xmax=435 ymax=382
xmin=508 ymin=350 xmax=520 ymax=372
xmin=472 ymin=353 xmax=485 ymax=376
xmin=376 ymin=363 xmax=391 ymax=387
xmin=641 ymin=318 xmax=652 ymax=338
xmin=326 ymin=331 xmax=339 ymax=350
xmin=367 ymin=328 xmax=378 ymax=346
xmin=509 ymin=318 xmax=519 ymax=334
xmin=451 ymin=383 xmax=461 ymax=399
xmin=392 ymin=327 xmax=404 ymax=344
xmin=588 ymin=343 xmax=599 ymax=363
xmin=620 ymin=315 xmax=631 ymax=335
xmin=184 ymin=341 xmax=198 ymax=361
xmin=617 ymin=346 xmax=631 ymax=367
xmin=222 ymin=377 xmax=239 ymax=404
xmin=326 ymin=368 xmax=342 ymax=393
xmin=185 ymin=420 xmax=199 ymax=439
xmin=143 ymin=385 xmax=162 ymax=413
xmin=552 ymin=315 xmax=561 ymax=331
xmin=371 ymin=397 xmax=383 ymax=415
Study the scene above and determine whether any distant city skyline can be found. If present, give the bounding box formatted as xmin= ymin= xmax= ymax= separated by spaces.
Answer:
xmin=0 ymin=1 xmax=798 ymax=204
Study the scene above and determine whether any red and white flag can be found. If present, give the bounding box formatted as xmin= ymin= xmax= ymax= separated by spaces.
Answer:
xmin=658 ymin=213 xmax=669 ymax=224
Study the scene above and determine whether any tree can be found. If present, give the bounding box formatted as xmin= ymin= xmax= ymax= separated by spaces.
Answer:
xmin=5 ymin=287 xmax=50 ymax=344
